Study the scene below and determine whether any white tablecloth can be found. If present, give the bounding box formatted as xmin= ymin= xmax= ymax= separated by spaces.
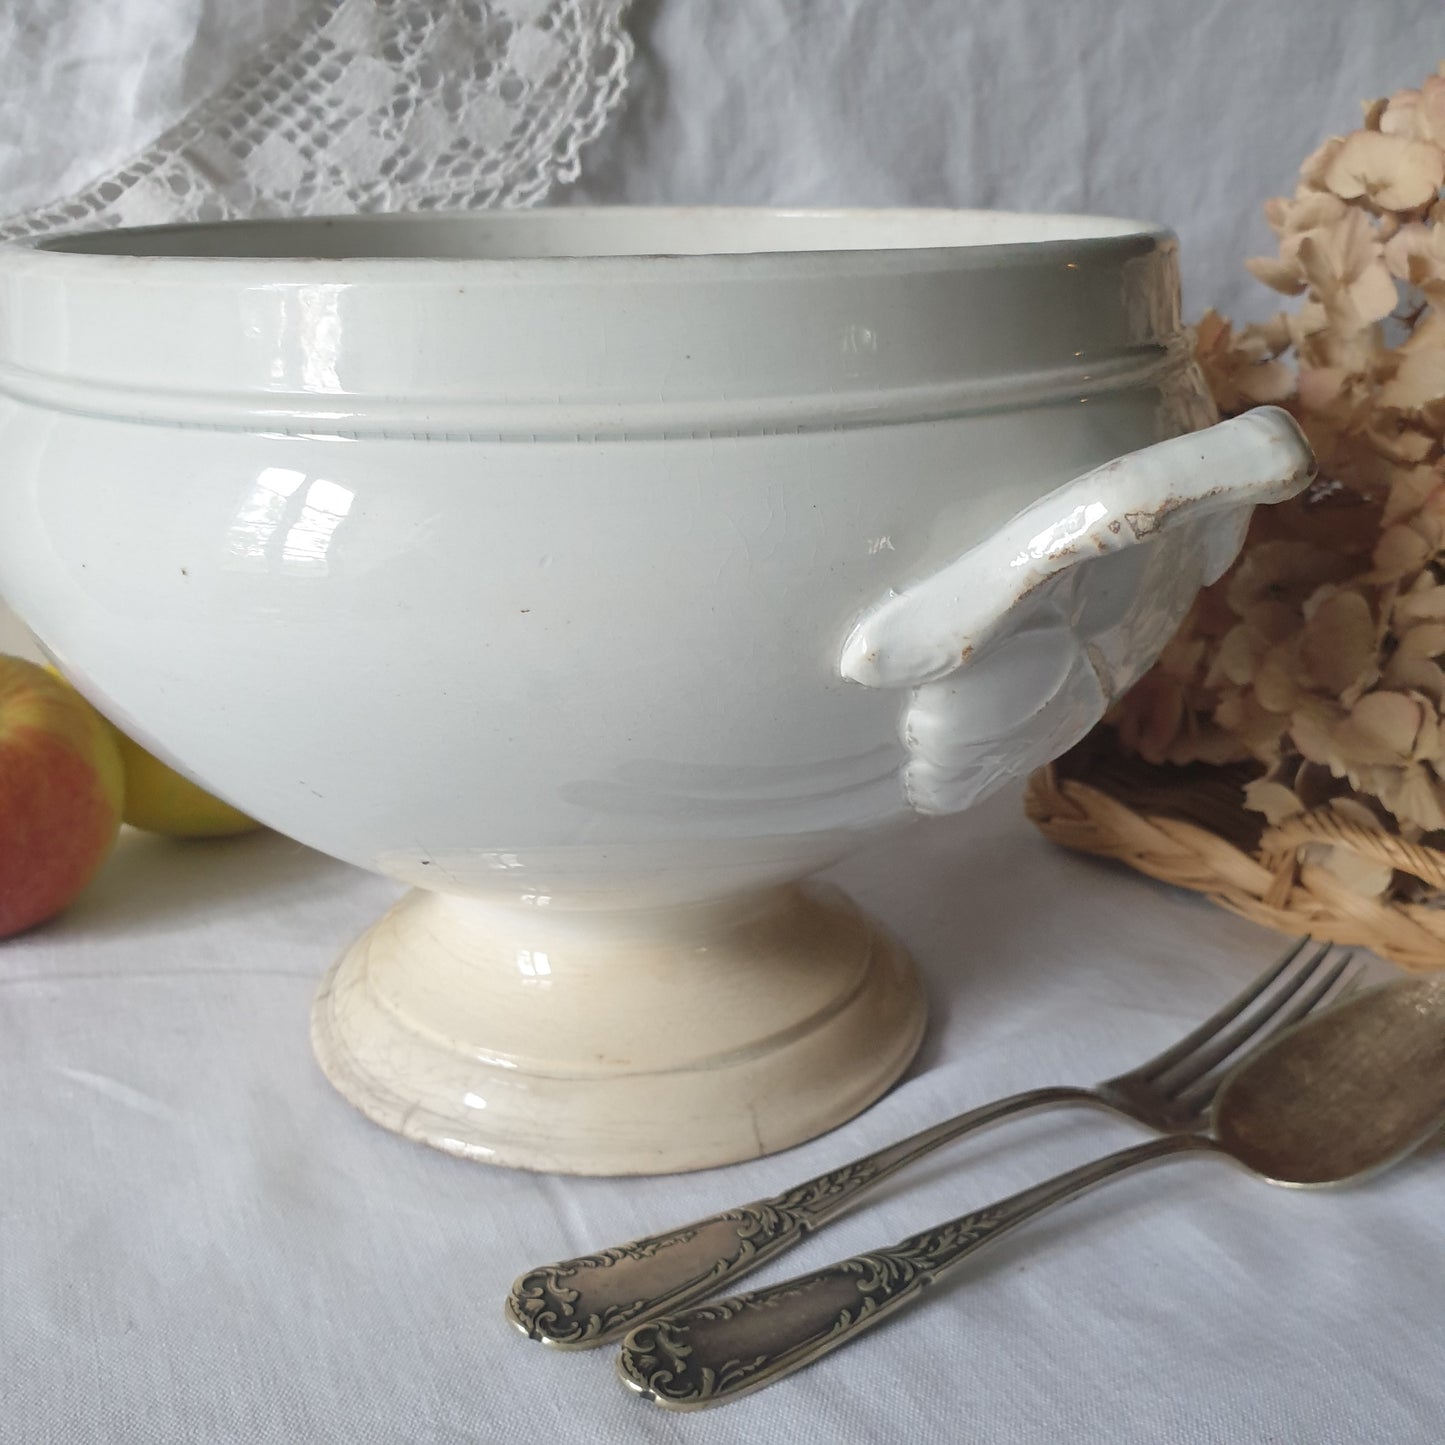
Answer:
xmin=1 ymin=727 xmax=1437 ymax=1443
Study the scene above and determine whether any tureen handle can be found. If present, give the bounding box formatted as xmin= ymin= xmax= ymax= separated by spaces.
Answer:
xmin=839 ymin=406 xmax=1314 ymax=816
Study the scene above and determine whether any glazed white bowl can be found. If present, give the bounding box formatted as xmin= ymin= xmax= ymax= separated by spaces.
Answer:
xmin=0 ymin=209 xmax=1311 ymax=1173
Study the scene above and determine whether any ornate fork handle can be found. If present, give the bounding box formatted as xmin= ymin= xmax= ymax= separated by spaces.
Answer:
xmin=618 ymin=1133 xmax=1220 ymax=1410
xmin=507 ymin=1085 xmax=1090 ymax=1347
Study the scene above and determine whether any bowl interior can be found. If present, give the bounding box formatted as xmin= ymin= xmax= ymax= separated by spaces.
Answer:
xmin=36 ymin=206 xmax=1153 ymax=262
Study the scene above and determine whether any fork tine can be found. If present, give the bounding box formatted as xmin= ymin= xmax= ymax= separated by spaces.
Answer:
xmin=1150 ymin=940 xmax=1341 ymax=1092
xmin=1333 ymin=968 xmax=1371 ymax=1003
xmin=1131 ymin=935 xmax=1314 ymax=1082
xmin=1170 ymin=949 xmax=1360 ymax=1114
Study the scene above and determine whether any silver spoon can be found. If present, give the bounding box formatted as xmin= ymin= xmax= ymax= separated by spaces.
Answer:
xmin=618 ymin=974 xmax=1445 ymax=1410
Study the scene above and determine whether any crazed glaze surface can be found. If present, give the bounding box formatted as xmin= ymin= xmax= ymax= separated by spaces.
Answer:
xmin=0 ymin=209 xmax=1313 ymax=1173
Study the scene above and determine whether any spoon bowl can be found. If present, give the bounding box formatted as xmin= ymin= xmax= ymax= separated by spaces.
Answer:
xmin=1215 ymin=974 xmax=1445 ymax=1186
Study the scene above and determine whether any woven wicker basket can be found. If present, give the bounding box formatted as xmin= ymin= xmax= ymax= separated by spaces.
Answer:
xmin=1025 ymin=734 xmax=1445 ymax=973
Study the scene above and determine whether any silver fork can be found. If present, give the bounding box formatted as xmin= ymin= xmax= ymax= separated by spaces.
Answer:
xmin=507 ymin=938 xmax=1356 ymax=1348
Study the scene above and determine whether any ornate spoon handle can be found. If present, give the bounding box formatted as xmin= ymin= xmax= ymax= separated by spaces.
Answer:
xmin=506 ymin=1085 xmax=1089 ymax=1347
xmin=617 ymin=1133 xmax=1218 ymax=1410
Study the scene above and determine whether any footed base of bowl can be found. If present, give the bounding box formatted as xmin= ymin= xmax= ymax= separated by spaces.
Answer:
xmin=310 ymin=880 xmax=924 ymax=1175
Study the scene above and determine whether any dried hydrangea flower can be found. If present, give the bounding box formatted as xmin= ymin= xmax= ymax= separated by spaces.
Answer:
xmin=1323 ymin=131 xmax=1444 ymax=211
xmin=1107 ymin=61 xmax=1445 ymax=895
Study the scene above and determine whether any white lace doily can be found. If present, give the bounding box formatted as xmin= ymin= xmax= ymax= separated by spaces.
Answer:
xmin=0 ymin=0 xmax=632 ymax=241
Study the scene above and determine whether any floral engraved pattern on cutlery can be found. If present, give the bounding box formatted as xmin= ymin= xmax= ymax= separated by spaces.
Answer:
xmin=617 ymin=1203 xmax=1015 ymax=1405
xmin=507 ymin=1157 xmax=885 ymax=1345
xmin=507 ymin=1229 xmax=705 ymax=1346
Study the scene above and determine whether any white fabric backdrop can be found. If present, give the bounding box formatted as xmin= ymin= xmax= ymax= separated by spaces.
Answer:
xmin=6 ymin=1 xmax=1445 ymax=317
xmin=2 ymin=4 xmax=1445 ymax=1443
xmin=565 ymin=0 xmax=1445 ymax=321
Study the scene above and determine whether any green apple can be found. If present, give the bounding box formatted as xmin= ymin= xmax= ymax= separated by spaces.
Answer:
xmin=108 ymin=725 xmax=260 ymax=838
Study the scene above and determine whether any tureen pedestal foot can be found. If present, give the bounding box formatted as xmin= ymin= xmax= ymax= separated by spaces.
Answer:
xmin=310 ymin=880 xmax=924 ymax=1175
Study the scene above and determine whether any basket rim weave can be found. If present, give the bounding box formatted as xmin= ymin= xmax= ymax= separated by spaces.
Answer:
xmin=1024 ymin=745 xmax=1445 ymax=973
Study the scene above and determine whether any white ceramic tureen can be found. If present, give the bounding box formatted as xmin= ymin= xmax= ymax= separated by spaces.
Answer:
xmin=0 ymin=209 xmax=1312 ymax=1173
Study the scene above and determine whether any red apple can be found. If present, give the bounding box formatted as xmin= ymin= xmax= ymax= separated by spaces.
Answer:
xmin=0 ymin=655 xmax=124 ymax=936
